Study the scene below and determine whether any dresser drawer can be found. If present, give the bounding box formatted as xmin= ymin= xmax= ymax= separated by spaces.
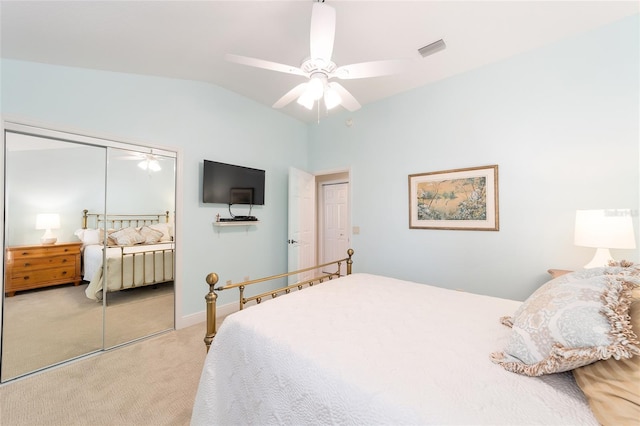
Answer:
xmin=8 ymin=245 xmax=78 ymax=260
xmin=4 ymin=242 xmax=83 ymax=296
xmin=8 ymin=254 xmax=76 ymax=272
xmin=7 ymin=265 xmax=78 ymax=290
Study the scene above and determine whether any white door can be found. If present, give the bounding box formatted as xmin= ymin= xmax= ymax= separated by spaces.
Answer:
xmin=288 ymin=167 xmax=316 ymax=284
xmin=321 ymin=182 xmax=349 ymax=274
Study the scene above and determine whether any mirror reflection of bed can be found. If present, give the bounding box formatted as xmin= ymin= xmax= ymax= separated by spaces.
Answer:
xmin=79 ymin=209 xmax=176 ymax=348
xmin=1 ymin=129 xmax=177 ymax=382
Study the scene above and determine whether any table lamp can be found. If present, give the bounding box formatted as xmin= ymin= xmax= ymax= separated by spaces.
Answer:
xmin=36 ymin=213 xmax=61 ymax=244
xmin=574 ymin=209 xmax=636 ymax=268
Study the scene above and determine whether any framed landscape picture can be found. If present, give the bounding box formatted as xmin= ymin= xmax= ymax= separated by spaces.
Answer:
xmin=408 ymin=165 xmax=499 ymax=230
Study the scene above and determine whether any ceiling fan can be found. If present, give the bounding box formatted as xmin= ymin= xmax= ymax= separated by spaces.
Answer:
xmin=116 ymin=152 xmax=164 ymax=172
xmin=225 ymin=1 xmax=413 ymax=113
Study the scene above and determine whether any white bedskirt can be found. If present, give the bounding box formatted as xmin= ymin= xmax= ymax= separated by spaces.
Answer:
xmin=84 ymin=243 xmax=174 ymax=300
xmin=192 ymin=273 xmax=596 ymax=425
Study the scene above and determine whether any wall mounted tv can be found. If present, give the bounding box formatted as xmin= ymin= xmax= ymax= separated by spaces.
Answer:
xmin=202 ymin=160 xmax=265 ymax=205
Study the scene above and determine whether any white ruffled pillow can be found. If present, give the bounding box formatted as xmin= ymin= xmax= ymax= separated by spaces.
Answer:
xmin=74 ymin=228 xmax=101 ymax=245
xmin=139 ymin=226 xmax=164 ymax=244
xmin=110 ymin=227 xmax=146 ymax=246
xmin=149 ymin=223 xmax=173 ymax=242
xmin=491 ymin=262 xmax=640 ymax=376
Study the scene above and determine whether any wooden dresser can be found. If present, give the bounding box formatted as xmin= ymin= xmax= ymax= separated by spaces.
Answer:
xmin=4 ymin=242 xmax=82 ymax=297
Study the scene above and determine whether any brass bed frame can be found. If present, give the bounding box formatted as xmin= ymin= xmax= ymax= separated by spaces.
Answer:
xmin=82 ymin=209 xmax=170 ymax=230
xmin=204 ymin=249 xmax=354 ymax=351
xmin=81 ymin=209 xmax=174 ymax=291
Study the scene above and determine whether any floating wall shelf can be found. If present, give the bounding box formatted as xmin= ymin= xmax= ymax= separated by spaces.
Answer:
xmin=213 ymin=221 xmax=260 ymax=227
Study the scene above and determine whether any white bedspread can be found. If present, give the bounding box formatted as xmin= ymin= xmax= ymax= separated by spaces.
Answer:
xmin=84 ymin=242 xmax=174 ymax=300
xmin=192 ymin=273 xmax=597 ymax=425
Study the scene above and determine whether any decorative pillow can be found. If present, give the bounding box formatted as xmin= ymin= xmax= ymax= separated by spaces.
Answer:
xmin=74 ymin=228 xmax=101 ymax=245
xmin=105 ymin=229 xmax=117 ymax=246
xmin=490 ymin=262 xmax=640 ymax=376
xmin=572 ymin=287 xmax=640 ymax=425
xmin=138 ymin=226 xmax=164 ymax=244
xmin=149 ymin=223 xmax=173 ymax=242
xmin=109 ymin=227 xmax=146 ymax=246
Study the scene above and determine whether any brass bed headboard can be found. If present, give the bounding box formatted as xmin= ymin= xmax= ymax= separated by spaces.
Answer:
xmin=82 ymin=209 xmax=170 ymax=230
xmin=204 ymin=249 xmax=354 ymax=352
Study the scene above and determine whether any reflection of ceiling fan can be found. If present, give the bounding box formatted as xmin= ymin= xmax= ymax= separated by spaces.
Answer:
xmin=225 ymin=1 xmax=414 ymax=113
xmin=118 ymin=152 xmax=163 ymax=172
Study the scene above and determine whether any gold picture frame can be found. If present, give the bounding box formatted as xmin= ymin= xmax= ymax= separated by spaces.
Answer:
xmin=408 ymin=165 xmax=499 ymax=231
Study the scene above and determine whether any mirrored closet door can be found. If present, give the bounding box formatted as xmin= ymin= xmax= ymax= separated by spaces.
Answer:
xmin=103 ymin=147 xmax=175 ymax=348
xmin=1 ymin=126 xmax=177 ymax=382
xmin=1 ymin=132 xmax=106 ymax=381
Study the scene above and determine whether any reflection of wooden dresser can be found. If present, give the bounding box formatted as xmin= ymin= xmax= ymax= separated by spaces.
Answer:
xmin=4 ymin=242 xmax=82 ymax=297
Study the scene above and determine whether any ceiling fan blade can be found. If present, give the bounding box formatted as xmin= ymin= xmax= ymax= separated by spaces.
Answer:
xmin=272 ymin=83 xmax=308 ymax=109
xmin=225 ymin=54 xmax=306 ymax=77
xmin=333 ymin=59 xmax=412 ymax=80
xmin=328 ymin=82 xmax=361 ymax=112
xmin=309 ymin=2 xmax=335 ymax=62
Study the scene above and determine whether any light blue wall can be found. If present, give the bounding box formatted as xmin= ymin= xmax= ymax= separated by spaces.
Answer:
xmin=1 ymin=60 xmax=309 ymax=317
xmin=308 ymin=15 xmax=640 ymax=300
xmin=1 ymin=14 xmax=638 ymax=313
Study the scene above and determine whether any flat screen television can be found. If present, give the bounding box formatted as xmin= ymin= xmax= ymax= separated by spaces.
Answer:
xmin=202 ymin=160 xmax=265 ymax=205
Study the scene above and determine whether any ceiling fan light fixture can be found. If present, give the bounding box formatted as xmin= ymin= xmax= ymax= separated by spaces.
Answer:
xmin=138 ymin=159 xmax=161 ymax=172
xmin=308 ymin=76 xmax=325 ymax=100
xmin=297 ymin=90 xmax=315 ymax=110
xmin=324 ymin=87 xmax=341 ymax=110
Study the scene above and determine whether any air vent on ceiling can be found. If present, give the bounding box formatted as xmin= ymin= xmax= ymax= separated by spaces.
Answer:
xmin=418 ymin=39 xmax=446 ymax=58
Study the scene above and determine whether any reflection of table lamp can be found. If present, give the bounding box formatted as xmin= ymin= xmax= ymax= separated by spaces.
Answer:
xmin=36 ymin=213 xmax=60 ymax=245
xmin=574 ymin=209 xmax=636 ymax=268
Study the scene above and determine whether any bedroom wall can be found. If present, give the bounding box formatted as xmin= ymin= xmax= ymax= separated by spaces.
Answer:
xmin=0 ymin=60 xmax=309 ymax=322
xmin=5 ymin=146 xmax=176 ymax=246
xmin=0 ymin=13 xmax=637 ymax=319
xmin=308 ymin=14 xmax=640 ymax=301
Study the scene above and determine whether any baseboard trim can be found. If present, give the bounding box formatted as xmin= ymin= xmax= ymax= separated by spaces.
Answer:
xmin=176 ymin=301 xmax=238 ymax=329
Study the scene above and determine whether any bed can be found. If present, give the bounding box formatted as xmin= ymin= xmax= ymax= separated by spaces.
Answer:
xmin=77 ymin=209 xmax=174 ymax=301
xmin=192 ymin=251 xmax=640 ymax=425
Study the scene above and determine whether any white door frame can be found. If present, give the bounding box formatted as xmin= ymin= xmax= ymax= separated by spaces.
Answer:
xmin=315 ymin=170 xmax=351 ymax=266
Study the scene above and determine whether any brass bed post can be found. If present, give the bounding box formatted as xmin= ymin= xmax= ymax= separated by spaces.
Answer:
xmin=203 ymin=249 xmax=355 ymax=350
xmin=82 ymin=209 xmax=89 ymax=229
xmin=204 ymin=273 xmax=219 ymax=352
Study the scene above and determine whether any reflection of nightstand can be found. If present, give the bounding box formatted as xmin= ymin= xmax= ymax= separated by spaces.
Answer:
xmin=547 ymin=269 xmax=573 ymax=279
xmin=5 ymin=242 xmax=82 ymax=297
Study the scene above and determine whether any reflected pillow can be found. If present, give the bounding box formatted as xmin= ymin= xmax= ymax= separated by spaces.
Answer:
xmin=491 ymin=263 xmax=640 ymax=376
xmin=74 ymin=228 xmax=101 ymax=246
xmin=139 ymin=226 xmax=164 ymax=244
xmin=110 ymin=227 xmax=145 ymax=246
xmin=149 ymin=223 xmax=172 ymax=242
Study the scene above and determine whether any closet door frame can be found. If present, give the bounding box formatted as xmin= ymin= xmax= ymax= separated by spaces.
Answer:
xmin=0 ymin=118 xmax=182 ymax=382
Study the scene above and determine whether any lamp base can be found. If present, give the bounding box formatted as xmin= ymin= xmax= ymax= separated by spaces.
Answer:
xmin=584 ymin=247 xmax=613 ymax=269
xmin=40 ymin=237 xmax=57 ymax=245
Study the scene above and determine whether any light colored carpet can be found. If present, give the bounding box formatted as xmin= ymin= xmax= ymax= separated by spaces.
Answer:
xmin=2 ymin=282 xmax=174 ymax=380
xmin=0 ymin=321 xmax=209 ymax=426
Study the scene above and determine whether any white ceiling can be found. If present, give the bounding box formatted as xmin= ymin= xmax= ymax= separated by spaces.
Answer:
xmin=1 ymin=1 xmax=638 ymax=123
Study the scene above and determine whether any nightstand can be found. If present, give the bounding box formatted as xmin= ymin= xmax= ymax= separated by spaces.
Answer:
xmin=547 ymin=269 xmax=573 ymax=279
xmin=4 ymin=242 xmax=82 ymax=297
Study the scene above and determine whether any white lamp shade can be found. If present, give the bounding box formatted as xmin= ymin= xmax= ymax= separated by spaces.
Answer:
xmin=36 ymin=213 xmax=60 ymax=245
xmin=574 ymin=209 xmax=636 ymax=249
xmin=35 ymin=213 xmax=60 ymax=230
xmin=574 ymin=209 xmax=636 ymax=268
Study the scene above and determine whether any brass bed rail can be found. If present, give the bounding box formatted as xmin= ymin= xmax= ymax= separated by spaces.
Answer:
xmin=204 ymin=248 xmax=354 ymax=351
xmin=82 ymin=209 xmax=170 ymax=230
xmin=116 ymin=245 xmax=174 ymax=290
